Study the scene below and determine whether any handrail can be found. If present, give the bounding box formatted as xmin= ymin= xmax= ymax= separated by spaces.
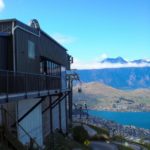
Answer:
xmin=0 ymin=106 xmax=42 ymax=150
xmin=0 ymin=69 xmax=60 ymax=77
xmin=0 ymin=69 xmax=61 ymax=95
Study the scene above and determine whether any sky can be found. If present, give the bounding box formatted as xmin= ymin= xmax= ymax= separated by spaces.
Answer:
xmin=0 ymin=0 xmax=150 ymax=69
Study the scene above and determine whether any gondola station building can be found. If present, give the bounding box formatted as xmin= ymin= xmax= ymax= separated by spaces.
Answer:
xmin=0 ymin=18 xmax=73 ymax=148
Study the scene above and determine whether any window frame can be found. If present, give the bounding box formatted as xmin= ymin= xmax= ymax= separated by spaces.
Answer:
xmin=28 ymin=40 xmax=35 ymax=59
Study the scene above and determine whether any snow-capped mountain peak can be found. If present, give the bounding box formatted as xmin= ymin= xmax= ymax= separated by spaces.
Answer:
xmin=101 ymin=57 xmax=127 ymax=64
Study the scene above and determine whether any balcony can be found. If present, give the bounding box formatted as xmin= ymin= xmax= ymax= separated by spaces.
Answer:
xmin=0 ymin=70 xmax=62 ymax=103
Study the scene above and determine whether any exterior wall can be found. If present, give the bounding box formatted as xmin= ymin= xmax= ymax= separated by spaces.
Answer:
xmin=52 ymin=96 xmax=59 ymax=132
xmin=0 ymin=102 xmax=17 ymax=131
xmin=17 ymin=98 xmax=43 ymax=146
xmin=60 ymin=98 xmax=67 ymax=133
xmin=14 ymin=20 xmax=70 ymax=73
xmin=61 ymin=66 xmax=67 ymax=90
xmin=0 ymin=19 xmax=71 ymax=72
xmin=15 ymin=29 xmax=40 ymax=73
xmin=0 ymin=36 xmax=13 ymax=70
xmin=0 ymin=21 xmax=12 ymax=33
xmin=60 ymin=66 xmax=67 ymax=133
xmin=42 ymin=97 xmax=50 ymax=138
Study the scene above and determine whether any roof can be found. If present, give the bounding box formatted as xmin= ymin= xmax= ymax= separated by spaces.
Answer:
xmin=0 ymin=18 xmax=17 ymax=23
xmin=0 ymin=18 xmax=68 ymax=52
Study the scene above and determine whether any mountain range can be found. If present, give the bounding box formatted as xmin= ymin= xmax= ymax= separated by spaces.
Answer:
xmin=76 ymin=57 xmax=150 ymax=90
xmin=100 ymin=57 xmax=150 ymax=64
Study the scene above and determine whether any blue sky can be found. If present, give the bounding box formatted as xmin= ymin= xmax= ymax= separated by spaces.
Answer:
xmin=0 ymin=0 xmax=150 ymax=69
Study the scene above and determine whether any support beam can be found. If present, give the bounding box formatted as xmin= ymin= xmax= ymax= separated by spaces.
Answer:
xmin=12 ymin=96 xmax=46 ymax=127
xmin=58 ymin=101 xmax=62 ymax=131
xmin=51 ymin=92 xmax=70 ymax=109
xmin=42 ymin=92 xmax=70 ymax=114
xmin=42 ymin=93 xmax=62 ymax=114
xmin=49 ymin=96 xmax=53 ymax=134
xmin=65 ymin=95 xmax=68 ymax=133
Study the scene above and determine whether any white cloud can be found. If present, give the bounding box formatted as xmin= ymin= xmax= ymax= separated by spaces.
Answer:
xmin=0 ymin=0 xmax=5 ymax=12
xmin=100 ymin=53 xmax=108 ymax=59
xmin=51 ymin=33 xmax=76 ymax=45
xmin=71 ymin=59 xmax=150 ymax=70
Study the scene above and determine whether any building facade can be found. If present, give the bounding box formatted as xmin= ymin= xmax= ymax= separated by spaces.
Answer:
xmin=0 ymin=19 xmax=73 ymax=148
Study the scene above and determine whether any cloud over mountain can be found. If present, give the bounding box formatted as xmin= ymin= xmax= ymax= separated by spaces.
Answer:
xmin=72 ymin=57 xmax=150 ymax=69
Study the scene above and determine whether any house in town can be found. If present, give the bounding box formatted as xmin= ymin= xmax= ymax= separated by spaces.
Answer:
xmin=0 ymin=18 xmax=73 ymax=148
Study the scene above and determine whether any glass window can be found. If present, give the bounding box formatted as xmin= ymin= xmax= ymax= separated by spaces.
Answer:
xmin=28 ymin=40 xmax=35 ymax=59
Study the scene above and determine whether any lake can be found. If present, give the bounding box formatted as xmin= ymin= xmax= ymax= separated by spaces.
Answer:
xmin=88 ymin=110 xmax=150 ymax=129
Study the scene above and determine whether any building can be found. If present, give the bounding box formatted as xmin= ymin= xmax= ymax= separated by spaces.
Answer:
xmin=0 ymin=19 xmax=73 ymax=148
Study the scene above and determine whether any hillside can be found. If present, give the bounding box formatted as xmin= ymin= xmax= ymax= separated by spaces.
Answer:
xmin=76 ymin=67 xmax=150 ymax=90
xmin=73 ymin=82 xmax=150 ymax=111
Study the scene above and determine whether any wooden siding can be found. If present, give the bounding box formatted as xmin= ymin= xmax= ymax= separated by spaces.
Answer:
xmin=0 ymin=36 xmax=13 ymax=70
xmin=0 ymin=22 xmax=12 ymax=33
xmin=15 ymin=23 xmax=68 ymax=73
xmin=0 ymin=19 xmax=70 ymax=73
xmin=15 ymin=20 xmax=70 ymax=73
xmin=15 ymin=29 xmax=40 ymax=73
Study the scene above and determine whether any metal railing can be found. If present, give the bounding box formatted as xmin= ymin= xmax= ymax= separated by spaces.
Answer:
xmin=0 ymin=70 xmax=61 ymax=95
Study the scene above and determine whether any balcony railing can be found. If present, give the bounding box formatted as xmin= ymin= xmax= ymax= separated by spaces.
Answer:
xmin=0 ymin=70 xmax=61 ymax=95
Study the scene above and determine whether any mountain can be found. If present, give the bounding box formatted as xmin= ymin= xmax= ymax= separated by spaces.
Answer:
xmin=101 ymin=57 xmax=127 ymax=64
xmin=76 ymin=67 xmax=150 ymax=90
xmin=73 ymin=82 xmax=150 ymax=111
xmin=131 ymin=59 xmax=150 ymax=64
xmin=100 ymin=57 xmax=150 ymax=64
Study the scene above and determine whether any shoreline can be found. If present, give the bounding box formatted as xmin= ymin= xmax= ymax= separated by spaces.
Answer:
xmin=88 ymin=110 xmax=150 ymax=130
xmin=89 ymin=108 xmax=150 ymax=112
xmin=89 ymin=109 xmax=150 ymax=113
xmin=73 ymin=115 xmax=150 ymax=143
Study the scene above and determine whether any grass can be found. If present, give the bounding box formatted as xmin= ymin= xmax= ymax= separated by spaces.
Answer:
xmin=129 ymin=141 xmax=150 ymax=150
xmin=87 ymin=124 xmax=109 ymax=136
xmin=44 ymin=131 xmax=91 ymax=150
xmin=111 ymin=135 xmax=126 ymax=142
xmin=118 ymin=145 xmax=134 ymax=150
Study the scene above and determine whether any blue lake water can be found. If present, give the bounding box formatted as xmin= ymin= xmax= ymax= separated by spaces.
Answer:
xmin=88 ymin=110 xmax=150 ymax=130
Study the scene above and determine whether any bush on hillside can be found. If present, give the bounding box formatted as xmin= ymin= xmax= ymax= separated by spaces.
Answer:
xmin=90 ymin=134 xmax=109 ymax=141
xmin=118 ymin=145 xmax=134 ymax=150
xmin=88 ymin=124 xmax=109 ymax=136
xmin=111 ymin=135 xmax=126 ymax=142
xmin=72 ymin=126 xmax=89 ymax=143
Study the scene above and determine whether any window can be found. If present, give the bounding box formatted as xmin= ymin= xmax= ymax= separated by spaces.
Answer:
xmin=28 ymin=40 xmax=35 ymax=59
xmin=40 ymin=59 xmax=61 ymax=77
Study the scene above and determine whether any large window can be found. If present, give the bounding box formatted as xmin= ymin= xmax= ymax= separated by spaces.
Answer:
xmin=40 ymin=59 xmax=61 ymax=77
xmin=28 ymin=40 xmax=35 ymax=59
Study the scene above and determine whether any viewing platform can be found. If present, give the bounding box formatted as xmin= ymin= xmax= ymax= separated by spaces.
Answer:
xmin=0 ymin=70 xmax=69 ymax=103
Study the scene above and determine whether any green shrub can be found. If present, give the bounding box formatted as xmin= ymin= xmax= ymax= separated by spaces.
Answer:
xmin=72 ymin=126 xmax=89 ymax=143
xmin=111 ymin=135 xmax=126 ymax=142
xmin=118 ymin=145 xmax=134 ymax=150
xmin=88 ymin=124 xmax=109 ymax=136
xmin=90 ymin=134 xmax=109 ymax=141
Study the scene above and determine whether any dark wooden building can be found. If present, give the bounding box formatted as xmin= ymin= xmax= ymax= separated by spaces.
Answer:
xmin=0 ymin=19 xmax=73 ymax=148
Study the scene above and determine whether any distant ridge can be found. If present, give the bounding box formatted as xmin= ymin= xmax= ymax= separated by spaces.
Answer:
xmin=131 ymin=59 xmax=150 ymax=64
xmin=76 ymin=67 xmax=150 ymax=90
xmin=101 ymin=57 xmax=127 ymax=64
xmin=100 ymin=57 xmax=150 ymax=64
